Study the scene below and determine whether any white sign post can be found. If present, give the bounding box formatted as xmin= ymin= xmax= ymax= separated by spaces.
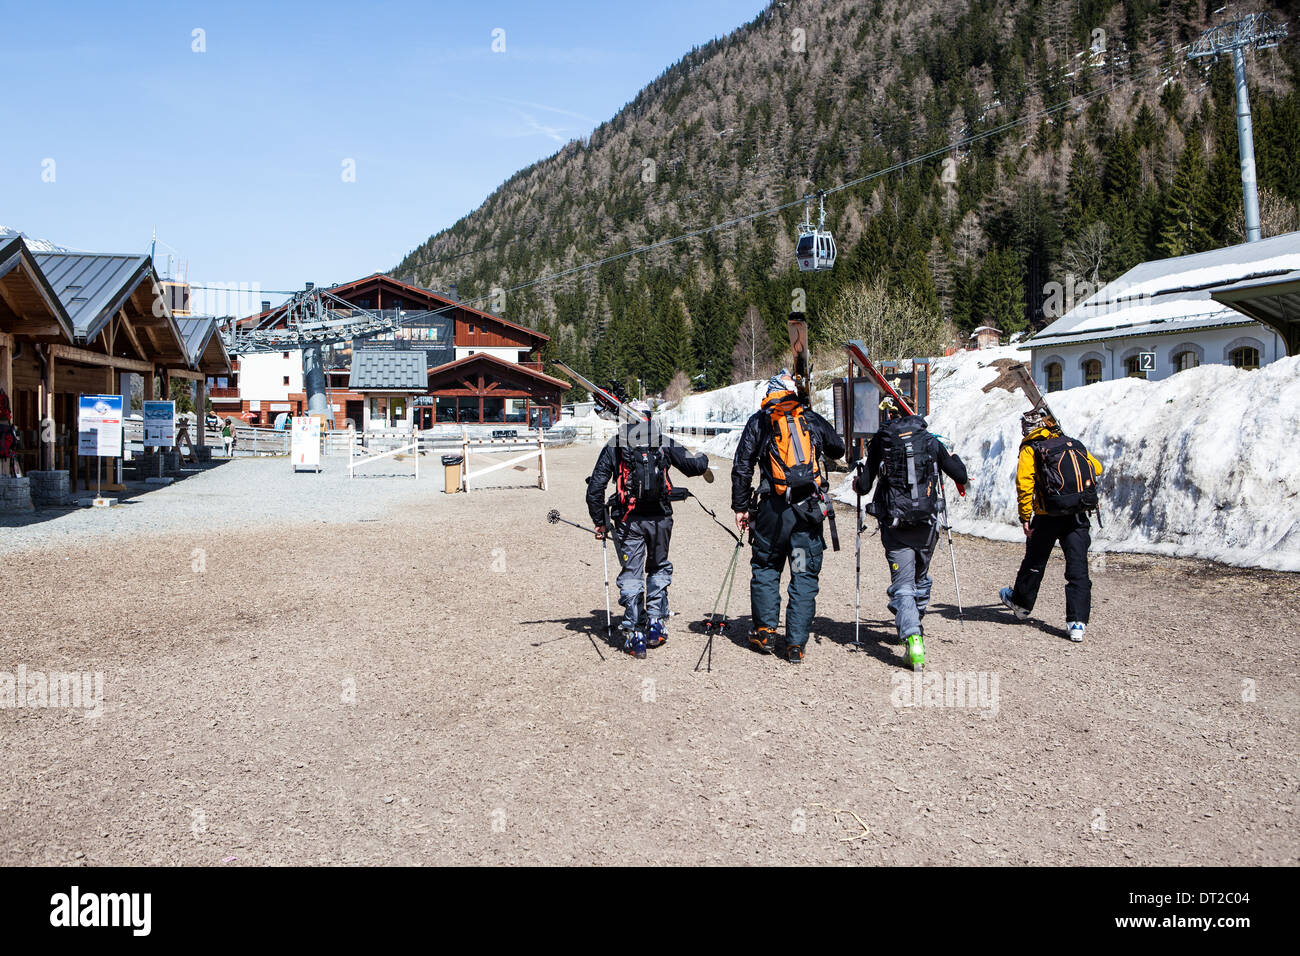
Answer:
xmin=143 ymin=400 xmax=176 ymax=484
xmin=78 ymin=394 xmax=123 ymax=505
xmin=291 ymin=416 xmax=321 ymax=473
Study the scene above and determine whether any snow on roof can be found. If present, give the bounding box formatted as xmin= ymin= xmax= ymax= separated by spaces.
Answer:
xmin=1030 ymin=231 xmax=1300 ymax=348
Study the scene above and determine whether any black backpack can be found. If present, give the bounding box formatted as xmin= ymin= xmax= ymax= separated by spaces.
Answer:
xmin=615 ymin=445 xmax=671 ymax=518
xmin=878 ymin=415 xmax=940 ymax=527
xmin=1032 ymin=435 xmax=1099 ymax=515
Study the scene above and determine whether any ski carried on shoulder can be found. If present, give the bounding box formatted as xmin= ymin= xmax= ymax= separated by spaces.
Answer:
xmin=554 ymin=362 xmax=645 ymax=424
xmin=787 ymin=311 xmax=840 ymax=551
xmin=844 ymin=340 xmax=916 ymax=417
xmin=1007 ymin=362 xmax=1061 ymax=433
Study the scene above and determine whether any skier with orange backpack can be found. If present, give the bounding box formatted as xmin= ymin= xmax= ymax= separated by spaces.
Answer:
xmin=732 ymin=371 xmax=845 ymax=664
xmin=586 ymin=404 xmax=710 ymax=658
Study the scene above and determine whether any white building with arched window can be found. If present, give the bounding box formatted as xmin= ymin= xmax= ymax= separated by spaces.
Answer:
xmin=1027 ymin=232 xmax=1300 ymax=393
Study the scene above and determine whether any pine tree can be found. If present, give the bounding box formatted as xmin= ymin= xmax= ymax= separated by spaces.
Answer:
xmin=1157 ymin=137 xmax=1214 ymax=258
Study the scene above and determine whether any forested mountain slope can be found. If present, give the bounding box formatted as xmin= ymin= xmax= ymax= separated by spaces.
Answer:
xmin=393 ymin=0 xmax=1300 ymax=394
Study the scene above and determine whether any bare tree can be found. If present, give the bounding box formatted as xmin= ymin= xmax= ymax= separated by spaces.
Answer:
xmin=731 ymin=304 xmax=774 ymax=382
xmin=1061 ymin=219 xmax=1111 ymax=285
xmin=814 ymin=279 xmax=949 ymax=366
xmin=1228 ymin=186 xmax=1299 ymax=243
xmin=664 ymin=369 xmax=692 ymax=403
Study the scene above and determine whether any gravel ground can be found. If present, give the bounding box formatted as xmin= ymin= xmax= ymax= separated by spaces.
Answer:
xmin=1 ymin=446 xmax=1296 ymax=865
xmin=0 ymin=452 xmax=453 ymax=557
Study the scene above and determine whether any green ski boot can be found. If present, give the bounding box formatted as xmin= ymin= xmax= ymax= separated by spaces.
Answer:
xmin=905 ymin=633 xmax=926 ymax=672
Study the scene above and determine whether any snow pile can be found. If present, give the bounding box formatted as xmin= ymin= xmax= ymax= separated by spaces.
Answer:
xmin=901 ymin=346 xmax=1299 ymax=571
xmin=669 ymin=345 xmax=1298 ymax=570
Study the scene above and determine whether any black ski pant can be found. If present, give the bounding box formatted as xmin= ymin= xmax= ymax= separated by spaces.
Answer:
xmin=1011 ymin=513 xmax=1092 ymax=624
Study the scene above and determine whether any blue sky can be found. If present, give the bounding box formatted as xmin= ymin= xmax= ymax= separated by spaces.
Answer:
xmin=0 ymin=0 xmax=766 ymax=314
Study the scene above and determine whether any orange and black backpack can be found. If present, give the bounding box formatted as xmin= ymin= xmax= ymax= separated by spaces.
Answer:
xmin=761 ymin=390 xmax=824 ymax=511
xmin=1031 ymin=434 xmax=1098 ymax=516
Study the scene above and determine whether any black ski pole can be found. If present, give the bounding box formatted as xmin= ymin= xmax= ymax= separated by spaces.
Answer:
xmin=546 ymin=509 xmax=599 ymax=536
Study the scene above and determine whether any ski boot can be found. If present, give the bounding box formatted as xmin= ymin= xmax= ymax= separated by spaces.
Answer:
xmin=905 ymin=633 xmax=926 ymax=672
xmin=999 ymin=586 xmax=1030 ymax=621
xmin=621 ymin=628 xmax=647 ymax=659
xmin=748 ymin=626 xmax=777 ymax=655
xmin=1067 ymin=621 xmax=1086 ymax=643
xmin=646 ymin=619 xmax=668 ymax=649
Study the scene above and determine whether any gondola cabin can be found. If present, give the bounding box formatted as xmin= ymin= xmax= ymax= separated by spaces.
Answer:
xmin=796 ymin=229 xmax=836 ymax=272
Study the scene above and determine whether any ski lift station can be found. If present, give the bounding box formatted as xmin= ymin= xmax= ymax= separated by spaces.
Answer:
xmin=1026 ymin=230 xmax=1300 ymax=393
xmin=224 ymin=274 xmax=569 ymax=432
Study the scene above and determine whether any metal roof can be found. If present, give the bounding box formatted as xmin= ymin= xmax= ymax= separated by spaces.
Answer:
xmin=174 ymin=315 xmax=234 ymax=373
xmin=1029 ymin=231 xmax=1300 ymax=348
xmin=176 ymin=316 xmax=215 ymax=362
xmin=0 ymin=236 xmax=76 ymax=341
xmin=33 ymin=251 xmax=154 ymax=340
xmin=349 ymin=349 xmax=427 ymax=390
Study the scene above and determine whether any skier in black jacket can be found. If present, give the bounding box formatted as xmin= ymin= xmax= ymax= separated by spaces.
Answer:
xmin=732 ymin=372 xmax=845 ymax=663
xmin=852 ymin=406 xmax=967 ymax=670
xmin=587 ymin=409 xmax=710 ymax=658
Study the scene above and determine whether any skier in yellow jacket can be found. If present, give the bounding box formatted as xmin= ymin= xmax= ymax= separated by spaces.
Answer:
xmin=999 ymin=410 xmax=1103 ymax=642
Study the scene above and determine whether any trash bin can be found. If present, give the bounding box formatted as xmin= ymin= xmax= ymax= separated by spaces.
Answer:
xmin=442 ymin=454 xmax=463 ymax=494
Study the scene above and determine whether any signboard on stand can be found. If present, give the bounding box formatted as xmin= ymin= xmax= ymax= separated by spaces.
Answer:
xmin=77 ymin=394 xmax=123 ymax=458
xmin=143 ymin=401 xmax=176 ymax=448
xmin=291 ymin=416 xmax=321 ymax=473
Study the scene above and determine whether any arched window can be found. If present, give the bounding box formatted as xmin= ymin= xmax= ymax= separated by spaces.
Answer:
xmin=1124 ymin=355 xmax=1147 ymax=379
xmin=1229 ymin=346 xmax=1260 ymax=370
xmin=1223 ymin=336 xmax=1264 ymax=370
xmin=1046 ymin=362 xmax=1063 ymax=392
xmin=1081 ymin=356 xmax=1103 ymax=385
xmin=1169 ymin=342 xmax=1203 ymax=373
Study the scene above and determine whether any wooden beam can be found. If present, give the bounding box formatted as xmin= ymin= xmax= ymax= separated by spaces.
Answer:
xmin=115 ymin=308 xmax=147 ymax=361
xmin=0 ymin=342 xmax=11 ymax=405
xmin=42 ymin=348 xmax=55 ymax=470
xmin=50 ymin=343 xmax=152 ymax=374
xmin=164 ymin=367 xmax=204 ymax=381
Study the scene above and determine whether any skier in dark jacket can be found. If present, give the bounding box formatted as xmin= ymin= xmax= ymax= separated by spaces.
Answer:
xmin=853 ymin=405 xmax=967 ymax=671
xmin=732 ymin=372 xmax=845 ymax=663
xmin=587 ymin=408 xmax=710 ymax=658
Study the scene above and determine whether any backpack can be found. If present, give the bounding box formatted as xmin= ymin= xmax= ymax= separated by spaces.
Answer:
xmin=762 ymin=391 xmax=827 ymax=523
xmin=614 ymin=445 xmax=671 ymax=519
xmin=1031 ymin=435 xmax=1098 ymax=516
xmin=877 ymin=415 xmax=940 ymax=527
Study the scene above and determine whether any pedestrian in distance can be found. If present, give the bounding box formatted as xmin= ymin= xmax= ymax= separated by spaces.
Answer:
xmin=999 ymin=410 xmax=1104 ymax=642
xmin=732 ymin=371 xmax=845 ymax=664
xmin=221 ymin=419 xmax=234 ymax=458
xmin=585 ymin=402 xmax=710 ymax=659
xmin=853 ymin=401 xmax=968 ymax=671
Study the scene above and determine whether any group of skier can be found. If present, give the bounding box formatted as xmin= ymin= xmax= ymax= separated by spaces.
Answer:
xmin=582 ymin=367 xmax=1104 ymax=669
